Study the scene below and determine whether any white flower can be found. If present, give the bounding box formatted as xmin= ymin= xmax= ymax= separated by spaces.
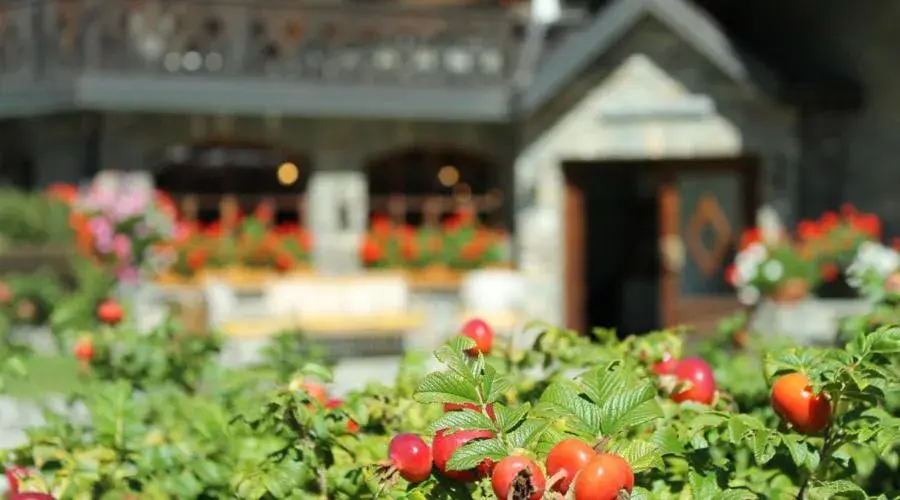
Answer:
xmin=762 ymin=260 xmax=784 ymax=282
xmin=742 ymin=243 xmax=768 ymax=262
xmin=735 ymin=260 xmax=758 ymax=284
xmin=737 ymin=286 xmax=760 ymax=305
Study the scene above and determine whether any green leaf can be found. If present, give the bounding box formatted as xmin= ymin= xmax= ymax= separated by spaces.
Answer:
xmin=505 ymin=419 xmax=551 ymax=449
xmin=434 ymin=336 xmax=479 ymax=386
xmin=608 ymin=439 xmax=664 ymax=472
xmin=688 ymin=470 xmax=721 ymax=497
xmin=297 ymin=363 xmax=334 ymax=383
xmin=264 ymin=468 xmax=295 ymax=498
xmin=580 ymin=364 xmax=663 ymax=435
xmin=781 ymin=434 xmax=820 ymax=470
xmin=493 ymin=403 xmax=531 ymax=433
xmin=863 ymin=326 xmax=900 ymax=354
xmin=650 ymin=426 xmax=685 ymax=455
xmin=752 ymin=429 xmax=780 ymax=465
xmin=445 ymin=437 xmax=508 ymax=471
xmin=807 ymin=480 xmax=867 ymax=499
xmin=536 ymin=382 xmax=602 ymax=438
xmin=415 ymin=372 xmax=480 ymax=405
xmin=427 ymin=408 xmax=496 ymax=435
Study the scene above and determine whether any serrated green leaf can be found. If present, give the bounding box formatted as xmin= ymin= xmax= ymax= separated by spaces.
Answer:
xmin=688 ymin=470 xmax=721 ymax=497
xmin=579 ymin=364 xmax=663 ymax=435
xmin=427 ymin=408 xmax=496 ymax=434
xmin=715 ymin=490 xmax=759 ymax=500
xmin=609 ymin=439 xmax=664 ymax=472
xmin=689 ymin=412 xmax=731 ymax=434
xmin=434 ymin=336 xmax=479 ymax=385
xmin=415 ymin=372 xmax=480 ymax=405
xmin=807 ymin=480 xmax=867 ymax=499
xmin=781 ymin=434 xmax=819 ymax=470
xmin=862 ymin=326 xmax=900 ymax=354
xmin=752 ymin=430 xmax=779 ymax=465
xmin=505 ymin=419 xmax=551 ymax=449
xmin=536 ymin=382 xmax=602 ymax=437
xmin=493 ymin=403 xmax=530 ymax=433
xmin=650 ymin=426 xmax=685 ymax=455
xmin=445 ymin=437 xmax=507 ymax=471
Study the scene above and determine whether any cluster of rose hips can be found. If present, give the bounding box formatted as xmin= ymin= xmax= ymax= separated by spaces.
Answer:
xmin=652 ymin=352 xmax=830 ymax=435
xmin=384 ymin=431 xmax=634 ymax=499
xmin=379 ymin=319 xmax=635 ymax=499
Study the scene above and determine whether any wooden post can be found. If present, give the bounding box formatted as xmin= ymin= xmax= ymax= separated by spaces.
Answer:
xmin=423 ymin=196 xmax=442 ymax=228
xmin=220 ymin=195 xmax=239 ymax=231
xmin=387 ymin=195 xmax=407 ymax=226
xmin=297 ymin=195 xmax=307 ymax=227
xmin=181 ymin=194 xmax=199 ymax=223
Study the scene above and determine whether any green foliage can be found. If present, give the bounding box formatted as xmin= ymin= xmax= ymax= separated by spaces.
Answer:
xmin=0 ymin=188 xmax=73 ymax=249
xmin=2 ymin=286 xmax=900 ymax=499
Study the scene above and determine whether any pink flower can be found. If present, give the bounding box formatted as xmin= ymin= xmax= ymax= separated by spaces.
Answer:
xmin=118 ymin=265 xmax=139 ymax=283
xmin=113 ymin=234 xmax=133 ymax=261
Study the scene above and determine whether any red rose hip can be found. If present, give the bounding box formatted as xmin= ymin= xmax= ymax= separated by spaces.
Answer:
xmin=97 ymin=299 xmax=124 ymax=326
xmin=388 ymin=434 xmax=433 ymax=483
xmin=671 ymin=357 xmax=716 ymax=405
xmin=771 ymin=372 xmax=831 ymax=434
xmin=432 ymin=428 xmax=495 ymax=481
xmin=573 ymin=453 xmax=634 ymax=500
xmin=546 ymin=439 xmax=596 ymax=493
xmin=460 ymin=318 xmax=493 ymax=356
xmin=491 ymin=456 xmax=546 ymax=500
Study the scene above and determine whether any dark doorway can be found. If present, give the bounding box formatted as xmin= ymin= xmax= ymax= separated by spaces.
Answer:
xmin=565 ymin=163 xmax=661 ymax=337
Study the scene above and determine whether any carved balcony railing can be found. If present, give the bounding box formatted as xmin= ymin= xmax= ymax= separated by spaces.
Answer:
xmin=0 ymin=0 xmax=588 ymax=89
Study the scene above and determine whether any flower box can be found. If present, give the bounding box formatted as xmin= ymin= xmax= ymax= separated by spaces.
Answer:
xmin=199 ymin=267 xmax=277 ymax=288
xmin=406 ymin=266 xmax=463 ymax=291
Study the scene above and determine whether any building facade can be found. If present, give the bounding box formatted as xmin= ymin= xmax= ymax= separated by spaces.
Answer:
xmin=0 ymin=0 xmax=886 ymax=331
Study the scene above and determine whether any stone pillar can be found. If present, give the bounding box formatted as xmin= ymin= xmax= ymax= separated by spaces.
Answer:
xmin=25 ymin=115 xmax=91 ymax=187
xmin=308 ymin=150 xmax=367 ymax=274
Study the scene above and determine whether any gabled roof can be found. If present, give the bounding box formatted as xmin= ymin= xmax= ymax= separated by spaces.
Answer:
xmin=518 ymin=0 xmax=822 ymax=114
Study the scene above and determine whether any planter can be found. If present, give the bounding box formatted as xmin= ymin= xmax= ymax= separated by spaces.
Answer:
xmin=154 ymin=272 xmax=200 ymax=286
xmin=771 ymin=278 xmax=811 ymax=304
xmin=199 ymin=267 xmax=275 ymax=287
xmin=407 ymin=266 xmax=462 ymax=290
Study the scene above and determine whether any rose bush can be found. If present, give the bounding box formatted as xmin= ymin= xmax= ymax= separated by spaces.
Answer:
xmin=2 ymin=295 xmax=900 ymax=498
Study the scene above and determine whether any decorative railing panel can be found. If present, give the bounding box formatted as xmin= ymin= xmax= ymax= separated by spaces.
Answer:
xmin=0 ymin=0 xmax=589 ymax=87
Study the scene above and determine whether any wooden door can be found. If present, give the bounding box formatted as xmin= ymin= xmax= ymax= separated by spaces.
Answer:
xmin=658 ymin=162 xmax=757 ymax=333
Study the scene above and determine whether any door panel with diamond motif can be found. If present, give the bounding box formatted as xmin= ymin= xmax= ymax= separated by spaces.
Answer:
xmin=678 ymin=173 xmax=739 ymax=295
xmin=660 ymin=169 xmax=747 ymax=332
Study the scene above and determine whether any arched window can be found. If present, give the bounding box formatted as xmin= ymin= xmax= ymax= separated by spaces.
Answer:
xmin=154 ymin=141 xmax=311 ymax=224
xmin=365 ymin=145 xmax=503 ymax=227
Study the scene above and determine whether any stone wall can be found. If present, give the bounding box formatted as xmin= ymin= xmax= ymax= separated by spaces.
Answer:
xmin=513 ymin=17 xmax=798 ymax=326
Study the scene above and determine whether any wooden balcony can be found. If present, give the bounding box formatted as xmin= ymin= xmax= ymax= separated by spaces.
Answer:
xmin=0 ymin=0 xmax=586 ymax=118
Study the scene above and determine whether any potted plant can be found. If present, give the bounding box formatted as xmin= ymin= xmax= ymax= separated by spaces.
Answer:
xmin=845 ymin=241 xmax=900 ymax=303
xmin=796 ymin=205 xmax=881 ymax=298
xmin=726 ymin=228 xmax=820 ymax=306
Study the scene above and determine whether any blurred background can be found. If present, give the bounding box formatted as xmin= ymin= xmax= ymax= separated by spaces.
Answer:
xmin=0 ymin=0 xmax=895 ymax=398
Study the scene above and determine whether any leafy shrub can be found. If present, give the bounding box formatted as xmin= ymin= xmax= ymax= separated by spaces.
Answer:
xmin=2 ymin=305 xmax=899 ymax=499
